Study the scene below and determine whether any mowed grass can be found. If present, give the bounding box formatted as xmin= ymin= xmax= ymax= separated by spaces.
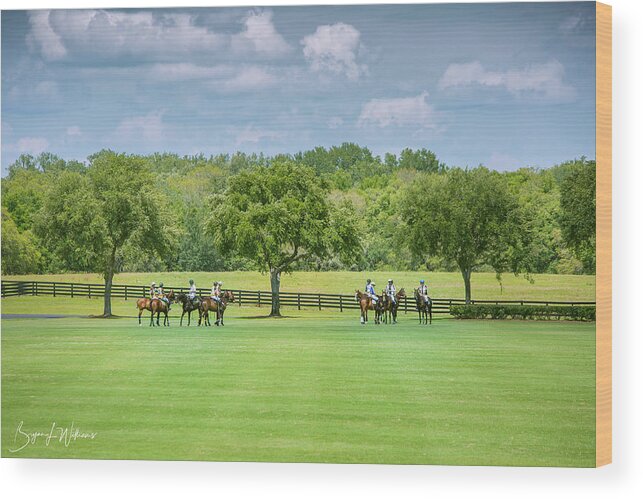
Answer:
xmin=1 ymin=297 xmax=595 ymax=466
xmin=6 ymin=270 xmax=596 ymax=302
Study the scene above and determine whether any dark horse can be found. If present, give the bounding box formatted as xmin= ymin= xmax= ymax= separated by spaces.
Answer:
xmin=413 ymin=288 xmax=432 ymax=325
xmin=355 ymin=290 xmax=384 ymax=325
xmin=175 ymin=293 xmax=202 ymax=326
xmin=382 ymin=288 xmax=406 ymax=324
xmin=149 ymin=290 xmax=174 ymax=327
xmin=199 ymin=290 xmax=236 ymax=326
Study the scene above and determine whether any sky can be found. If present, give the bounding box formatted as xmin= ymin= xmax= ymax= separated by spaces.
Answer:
xmin=1 ymin=2 xmax=596 ymax=173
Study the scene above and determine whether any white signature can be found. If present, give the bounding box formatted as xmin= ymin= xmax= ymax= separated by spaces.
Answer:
xmin=9 ymin=421 xmax=98 ymax=453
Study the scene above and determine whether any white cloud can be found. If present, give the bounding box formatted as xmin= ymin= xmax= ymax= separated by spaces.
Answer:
xmin=114 ymin=111 xmax=165 ymax=143
xmin=439 ymin=60 xmax=576 ymax=101
xmin=219 ymin=66 xmax=277 ymax=92
xmin=327 ymin=117 xmax=344 ymax=129
xmin=16 ymin=137 xmax=50 ymax=154
xmin=231 ymin=11 xmax=291 ymax=57
xmin=559 ymin=14 xmax=584 ymax=33
xmin=66 ymin=126 xmax=82 ymax=137
xmin=301 ymin=23 xmax=365 ymax=81
xmin=25 ymin=9 xmax=291 ymax=62
xmin=144 ymin=63 xmax=277 ymax=92
xmin=235 ymin=126 xmax=282 ymax=146
xmin=26 ymin=11 xmax=67 ymax=60
xmin=358 ymin=91 xmax=435 ymax=128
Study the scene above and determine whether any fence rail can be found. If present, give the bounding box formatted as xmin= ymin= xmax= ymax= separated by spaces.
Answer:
xmin=1 ymin=279 xmax=596 ymax=314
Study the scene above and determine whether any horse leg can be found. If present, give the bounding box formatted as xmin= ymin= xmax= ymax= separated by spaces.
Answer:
xmin=138 ymin=309 xmax=142 ymax=326
xmin=180 ymin=310 xmax=185 ymax=326
xmin=187 ymin=310 xmax=191 ymax=327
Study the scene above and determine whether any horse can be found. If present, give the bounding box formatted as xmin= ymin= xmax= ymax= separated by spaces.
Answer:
xmin=175 ymin=292 xmax=202 ymax=326
xmin=355 ymin=290 xmax=384 ymax=325
xmin=382 ymin=288 xmax=406 ymax=324
xmin=413 ymin=288 xmax=432 ymax=325
xmin=136 ymin=297 xmax=152 ymax=325
xmin=199 ymin=290 xmax=235 ymax=326
xmin=149 ymin=290 xmax=174 ymax=327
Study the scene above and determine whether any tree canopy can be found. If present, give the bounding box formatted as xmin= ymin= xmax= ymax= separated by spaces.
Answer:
xmin=34 ymin=150 xmax=176 ymax=316
xmin=401 ymin=167 xmax=527 ymax=303
xmin=210 ymin=161 xmax=360 ymax=315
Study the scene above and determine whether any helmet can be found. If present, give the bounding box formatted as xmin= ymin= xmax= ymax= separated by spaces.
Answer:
xmin=218 ymin=281 xmax=223 ymax=286
xmin=151 ymin=282 xmax=156 ymax=286
xmin=420 ymin=279 xmax=425 ymax=284
xmin=159 ymin=282 xmax=164 ymax=287
xmin=189 ymin=279 xmax=194 ymax=285
xmin=213 ymin=281 xmax=217 ymax=286
xmin=388 ymin=279 xmax=393 ymax=283
xmin=367 ymin=278 xmax=371 ymax=284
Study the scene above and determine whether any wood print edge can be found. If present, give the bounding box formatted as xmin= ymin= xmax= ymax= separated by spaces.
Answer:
xmin=595 ymin=0 xmax=612 ymax=467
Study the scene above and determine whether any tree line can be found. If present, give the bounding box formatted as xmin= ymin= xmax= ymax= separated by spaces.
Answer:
xmin=1 ymin=145 xmax=595 ymax=315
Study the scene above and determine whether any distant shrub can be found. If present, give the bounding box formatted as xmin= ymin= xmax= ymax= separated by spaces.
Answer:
xmin=449 ymin=304 xmax=595 ymax=321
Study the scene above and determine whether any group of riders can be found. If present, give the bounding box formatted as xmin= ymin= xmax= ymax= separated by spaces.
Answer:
xmin=143 ymin=276 xmax=431 ymax=326
xmin=358 ymin=277 xmax=432 ymax=325
xmin=141 ymin=278 xmax=231 ymax=327
xmin=148 ymin=279 xmax=224 ymax=312
xmin=364 ymin=278 xmax=430 ymax=305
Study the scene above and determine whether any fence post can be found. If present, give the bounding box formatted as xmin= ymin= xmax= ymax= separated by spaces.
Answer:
xmin=340 ymin=295 xmax=343 ymax=312
xmin=53 ymin=282 xmax=57 ymax=297
xmin=125 ymin=285 xmax=128 ymax=301
xmin=404 ymin=297 xmax=408 ymax=314
xmin=258 ymin=291 xmax=261 ymax=307
xmin=238 ymin=290 xmax=242 ymax=307
xmin=88 ymin=284 xmax=91 ymax=299
xmin=71 ymin=283 xmax=74 ymax=298
xmin=298 ymin=293 xmax=301 ymax=311
xmin=318 ymin=294 xmax=321 ymax=311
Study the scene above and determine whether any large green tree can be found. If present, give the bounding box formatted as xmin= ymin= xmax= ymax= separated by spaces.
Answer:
xmin=1 ymin=208 xmax=42 ymax=275
xmin=558 ymin=159 xmax=596 ymax=272
xmin=35 ymin=151 xmax=175 ymax=316
xmin=401 ymin=167 xmax=526 ymax=303
xmin=210 ymin=161 xmax=360 ymax=316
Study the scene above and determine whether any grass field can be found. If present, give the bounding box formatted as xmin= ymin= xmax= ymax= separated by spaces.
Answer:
xmin=5 ymin=270 xmax=596 ymax=302
xmin=1 ymin=297 xmax=595 ymax=466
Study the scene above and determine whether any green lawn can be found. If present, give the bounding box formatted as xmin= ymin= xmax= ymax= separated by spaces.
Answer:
xmin=4 ymin=270 xmax=596 ymax=302
xmin=1 ymin=297 xmax=595 ymax=466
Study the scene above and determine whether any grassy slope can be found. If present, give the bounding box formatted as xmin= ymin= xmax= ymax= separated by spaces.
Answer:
xmin=1 ymin=303 xmax=595 ymax=466
xmin=4 ymin=271 xmax=596 ymax=302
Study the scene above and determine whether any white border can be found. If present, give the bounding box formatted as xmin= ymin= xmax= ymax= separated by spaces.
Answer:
xmin=1 ymin=1 xmax=641 ymax=497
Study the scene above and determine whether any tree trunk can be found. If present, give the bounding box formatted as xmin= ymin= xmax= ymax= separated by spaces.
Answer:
xmin=269 ymin=267 xmax=281 ymax=317
xmin=103 ymin=248 xmax=116 ymax=317
xmin=460 ymin=266 xmax=472 ymax=304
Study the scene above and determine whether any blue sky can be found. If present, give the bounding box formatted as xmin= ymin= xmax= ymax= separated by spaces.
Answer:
xmin=1 ymin=2 xmax=596 ymax=173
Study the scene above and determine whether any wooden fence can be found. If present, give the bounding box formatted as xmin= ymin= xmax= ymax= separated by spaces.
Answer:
xmin=0 ymin=280 xmax=596 ymax=315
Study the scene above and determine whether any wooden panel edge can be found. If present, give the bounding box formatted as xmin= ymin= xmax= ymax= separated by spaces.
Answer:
xmin=595 ymin=1 xmax=612 ymax=468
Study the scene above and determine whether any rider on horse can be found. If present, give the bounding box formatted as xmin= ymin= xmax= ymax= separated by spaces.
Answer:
xmin=210 ymin=281 xmax=223 ymax=304
xmin=149 ymin=282 xmax=157 ymax=299
xmin=188 ymin=279 xmax=199 ymax=307
xmin=365 ymin=279 xmax=378 ymax=304
xmin=157 ymin=282 xmax=170 ymax=311
xmin=385 ymin=279 xmax=397 ymax=305
xmin=418 ymin=279 xmax=430 ymax=304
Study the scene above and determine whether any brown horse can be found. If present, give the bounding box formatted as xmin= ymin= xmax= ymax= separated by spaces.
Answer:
xmin=199 ymin=290 xmax=235 ymax=326
xmin=382 ymin=288 xmax=406 ymax=324
xmin=149 ymin=290 xmax=174 ymax=327
xmin=413 ymin=288 xmax=432 ymax=325
xmin=355 ymin=290 xmax=383 ymax=325
xmin=136 ymin=297 xmax=152 ymax=325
